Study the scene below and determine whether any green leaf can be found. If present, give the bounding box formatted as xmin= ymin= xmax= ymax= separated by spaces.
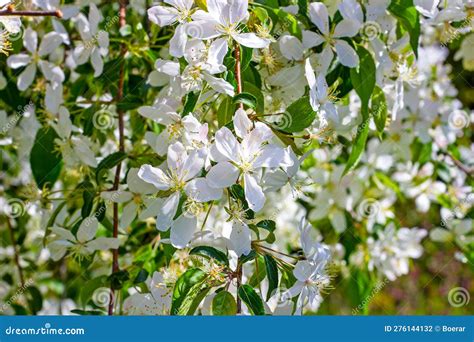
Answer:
xmin=212 ymin=291 xmax=237 ymax=315
xmin=264 ymin=255 xmax=279 ymax=301
xmin=30 ymin=127 xmax=63 ymax=189
xmin=233 ymin=92 xmax=257 ymax=109
xmin=182 ymin=91 xmax=200 ymax=116
xmin=249 ymin=256 xmax=267 ymax=287
xmin=217 ymin=96 xmax=234 ymax=127
xmin=95 ymin=201 xmax=107 ymax=222
xmin=43 ymin=201 xmax=67 ymax=246
xmin=238 ymin=284 xmax=265 ymax=315
xmin=243 ymin=81 xmax=265 ymax=114
xmin=95 ymin=151 xmax=127 ymax=183
xmin=239 ymin=250 xmax=257 ymax=264
xmin=108 ymin=270 xmax=130 ymax=290
xmin=26 ymin=286 xmax=43 ymax=314
xmin=279 ymin=96 xmax=316 ymax=133
xmin=256 ymin=220 xmax=276 ymax=232
xmin=388 ymin=0 xmax=420 ymax=57
xmin=133 ymin=269 xmax=149 ymax=284
xmin=171 ymin=268 xmax=207 ymax=315
xmin=81 ymin=181 xmax=96 ymax=218
xmin=240 ymin=46 xmax=253 ymax=72
xmin=343 ymin=121 xmax=370 ymax=175
xmin=371 ymin=86 xmax=388 ymax=135
xmin=298 ymin=0 xmax=308 ymax=17
xmin=350 ymin=46 xmax=376 ymax=119
xmin=273 ymin=9 xmax=302 ymax=39
xmin=189 ymin=246 xmax=229 ymax=266
xmin=257 ymin=220 xmax=276 ymax=243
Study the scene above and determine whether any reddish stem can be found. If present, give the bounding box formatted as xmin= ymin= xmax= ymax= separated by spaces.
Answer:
xmin=108 ymin=0 xmax=128 ymax=316
xmin=234 ymin=43 xmax=244 ymax=110
xmin=0 ymin=5 xmax=62 ymax=17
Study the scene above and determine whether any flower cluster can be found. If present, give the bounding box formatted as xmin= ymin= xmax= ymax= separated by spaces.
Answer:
xmin=0 ymin=0 xmax=472 ymax=316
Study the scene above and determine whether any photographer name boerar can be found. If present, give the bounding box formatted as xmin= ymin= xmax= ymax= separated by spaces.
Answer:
xmin=384 ymin=325 xmax=468 ymax=333
xmin=441 ymin=325 xmax=466 ymax=332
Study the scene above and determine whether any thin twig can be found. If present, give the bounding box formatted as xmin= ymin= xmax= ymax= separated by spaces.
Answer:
xmin=6 ymin=218 xmax=25 ymax=287
xmin=234 ymin=43 xmax=244 ymax=110
xmin=233 ymin=41 xmax=244 ymax=313
xmin=446 ymin=152 xmax=473 ymax=177
xmin=0 ymin=5 xmax=62 ymax=17
xmin=108 ymin=0 xmax=128 ymax=316
xmin=236 ymin=260 xmax=242 ymax=313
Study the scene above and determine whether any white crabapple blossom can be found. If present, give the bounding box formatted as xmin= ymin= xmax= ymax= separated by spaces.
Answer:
xmin=50 ymin=107 xmax=98 ymax=167
xmin=138 ymin=142 xmax=221 ymax=248
xmin=367 ymin=223 xmax=427 ymax=281
xmin=187 ymin=0 xmax=271 ymax=48
xmin=32 ymin=0 xmax=80 ymax=44
xmin=302 ymin=1 xmax=361 ymax=67
xmin=72 ymin=3 xmax=109 ymax=77
xmin=206 ymin=109 xmax=293 ymax=212
xmin=100 ymin=168 xmax=161 ymax=230
xmin=147 ymin=0 xmax=194 ymax=57
xmin=47 ymin=217 xmax=120 ymax=261
xmin=123 ymin=271 xmax=172 ymax=315
xmin=139 ymin=104 xmax=208 ymax=155
xmin=7 ymin=27 xmax=64 ymax=91
xmin=284 ymin=219 xmax=332 ymax=314
xmin=2 ymin=0 xmax=474 ymax=317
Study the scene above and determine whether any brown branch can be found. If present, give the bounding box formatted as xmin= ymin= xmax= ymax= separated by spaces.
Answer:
xmin=446 ymin=152 xmax=473 ymax=177
xmin=236 ymin=260 xmax=242 ymax=314
xmin=0 ymin=5 xmax=62 ymax=17
xmin=234 ymin=43 xmax=244 ymax=110
xmin=108 ymin=0 xmax=128 ymax=316
xmin=6 ymin=218 xmax=25 ymax=288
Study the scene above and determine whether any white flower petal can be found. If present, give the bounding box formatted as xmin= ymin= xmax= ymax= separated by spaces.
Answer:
xmin=206 ymin=161 xmax=240 ymax=188
xmin=77 ymin=217 xmax=99 ymax=243
xmin=138 ymin=164 xmax=171 ymax=191
xmin=7 ymin=54 xmax=31 ymax=69
xmin=156 ymin=192 xmax=180 ymax=231
xmin=334 ymin=40 xmax=359 ymax=67
xmin=148 ymin=5 xmax=179 ymax=26
xmin=230 ymin=221 xmax=252 ymax=256
xmin=244 ymin=173 xmax=265 ymax=212
xmin=170 ymin=215 xmax=197 ymax=248
xmin=169 ymin=24 xmax=187 ymax=57
xmin=308 ymin=2 xmax=329 ymax=35
xmin=185 ymin=178 xmax=223 ymax=202
xmin=17 ymin=64 xmax=37 ymax=91
xmin=233 ymin=108 xmax=252 ymax=139
xmin=233 ymin=33 xmax=270 ymax=49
